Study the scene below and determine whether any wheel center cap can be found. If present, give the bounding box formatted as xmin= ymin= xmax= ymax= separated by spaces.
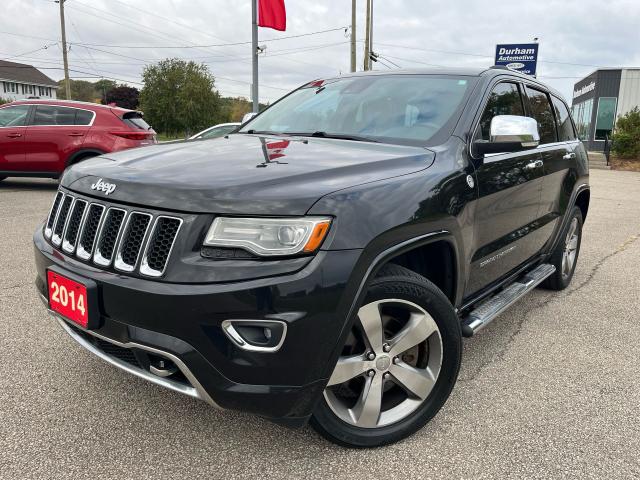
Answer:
xmin=376 ymin=355 xmax=391 ymax=371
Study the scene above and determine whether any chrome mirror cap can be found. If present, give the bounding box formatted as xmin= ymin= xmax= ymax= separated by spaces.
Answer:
xmin=490 ymin=115 xmax=540 ymax=148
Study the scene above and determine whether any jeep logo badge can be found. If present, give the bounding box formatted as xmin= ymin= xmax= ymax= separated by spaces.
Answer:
xmin=90 ymin=178 xmax=117 ymax=195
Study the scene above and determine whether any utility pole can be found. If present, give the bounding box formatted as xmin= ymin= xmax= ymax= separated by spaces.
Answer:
xmin=56 ymin=0 xmax=71 ymax=100
xmin=369 ymin=0 xmax=373 ymax=70
xmin=251 ymin=0 xmax=259 ymax=113
xmin=363 ymin=0 xmax=371 ymax=71
xmin=350 ymin=0 xmax=356 ymax=72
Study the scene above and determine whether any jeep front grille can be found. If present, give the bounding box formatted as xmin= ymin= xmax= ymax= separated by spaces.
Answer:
xmin=62 ymin=199 xmax=87 ymax=253
xmin=94 ymin=208 xmax=126 ymax=266
xmin=140 ymin=216 xmax=182 ymax=277
xmin=51 ymin=194 xmax=73 ymax=246
xmin=45 ymin=190 xmax=182 ymax=278
xmin=115 ymin=212 xmax=153 ymax=272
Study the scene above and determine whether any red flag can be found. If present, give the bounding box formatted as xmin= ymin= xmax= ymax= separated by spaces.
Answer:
xmin=258 ymin=0 xmax=286 ymax=31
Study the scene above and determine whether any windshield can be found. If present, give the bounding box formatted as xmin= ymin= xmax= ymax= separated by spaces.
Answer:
xmin=240 ymin=75 xmax=474 ymax=145
xmin=199 ymin=124 xmax=238 ymax=139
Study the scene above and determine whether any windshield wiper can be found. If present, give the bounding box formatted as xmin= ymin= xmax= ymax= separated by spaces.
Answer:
xmin=242 ymin=129 xmax=282 ymax=135
xmin=287 ymin=131 xmax=379 ymax=143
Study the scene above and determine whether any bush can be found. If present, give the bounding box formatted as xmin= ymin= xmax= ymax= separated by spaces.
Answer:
xmin=0 ymin=97 xmax=11 ymax=105
xmin=612 ymin=107 xmax=640 ymax=159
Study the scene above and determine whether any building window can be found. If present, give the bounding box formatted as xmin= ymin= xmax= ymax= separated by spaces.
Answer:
xmin=594 ymin=97 xmax=617 ymax=141
xmin=572 ymin=98 xmax=593 ymax=141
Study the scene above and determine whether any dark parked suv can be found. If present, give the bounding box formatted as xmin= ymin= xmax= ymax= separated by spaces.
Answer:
xmin=0 ymin=99 xmax=156 ymax=181
xmin=34 ymin=67 xmax=589 ymax=447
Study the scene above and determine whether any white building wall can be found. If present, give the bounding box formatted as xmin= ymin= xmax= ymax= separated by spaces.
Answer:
xmin=1 ymin=79 xmax=57 ymax=101
xmin=617 ymin=69 xmax=640 ymax=117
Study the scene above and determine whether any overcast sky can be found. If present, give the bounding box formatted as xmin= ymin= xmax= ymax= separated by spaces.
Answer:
xmin=2 ymin=0 xmax=639 ymax=103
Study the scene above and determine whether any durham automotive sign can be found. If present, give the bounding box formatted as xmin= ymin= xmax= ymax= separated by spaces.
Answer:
xmin=495 ymin=43 xmax=539 ymax=76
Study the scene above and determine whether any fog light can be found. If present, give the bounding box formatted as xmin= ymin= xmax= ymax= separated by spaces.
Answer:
xmin=221 ymin=320 xmax=287 ymax=353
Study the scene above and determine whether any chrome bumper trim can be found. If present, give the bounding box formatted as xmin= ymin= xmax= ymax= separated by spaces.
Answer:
xmin=39 ymin=293 xmax=221 ymax=408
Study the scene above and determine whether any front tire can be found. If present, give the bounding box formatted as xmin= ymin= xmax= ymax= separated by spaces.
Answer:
xmin=311 ymin=264 xmax=462 ymax=447
xmin=542 ymin=206 xmax=583 ymax=290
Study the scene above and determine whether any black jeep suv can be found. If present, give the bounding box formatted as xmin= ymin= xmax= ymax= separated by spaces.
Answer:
xmin=34 ymin=67 xmax=589 ymax=447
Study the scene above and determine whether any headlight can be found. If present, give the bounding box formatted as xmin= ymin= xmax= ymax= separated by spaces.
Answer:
xmin=204 ymin=217 xmax=332 ymax=256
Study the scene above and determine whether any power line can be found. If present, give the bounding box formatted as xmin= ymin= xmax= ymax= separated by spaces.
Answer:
xmin=68 ymin=27 xmax=348 ymax=49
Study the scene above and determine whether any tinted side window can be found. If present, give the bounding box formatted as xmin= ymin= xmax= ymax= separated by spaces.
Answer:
xmin=551 ymin=96 xmax=576 ymax=141
xmin=525 ymin=87 xmax=557 ymax=144
xmin=33 ymin=105 xmax=77 ymax=126
xmin=75 ymin=109 xmax=94 ymax=125
xmin=0 ymin=105 xmax=30 ymax=127
xmin=477 ymin=82 xmax=524 ymax=141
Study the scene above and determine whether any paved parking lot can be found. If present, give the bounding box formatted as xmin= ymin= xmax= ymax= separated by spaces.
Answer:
xmin=1 ymin=169 xmax=639 ymax=479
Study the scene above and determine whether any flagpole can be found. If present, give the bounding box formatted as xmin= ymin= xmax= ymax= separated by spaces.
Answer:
xmin=251 ymin=0 xmax=259 ymax=113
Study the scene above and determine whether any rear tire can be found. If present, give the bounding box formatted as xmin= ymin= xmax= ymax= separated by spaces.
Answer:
xmin=311 ymin=264 xmax=462 ymax=448
xmin=541 ymin=206 xmax=583 ymax=290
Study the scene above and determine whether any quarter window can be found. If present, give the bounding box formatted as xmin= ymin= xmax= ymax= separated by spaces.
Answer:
xmin=75 ymin=109 xmax=94 ymax=125
xmin=551 ymin=96 xmax=576 ymax=141
xmin=525 ymin=87 xmax=557 ymax=144
xmin=476 ymin=82 xmax=525 ymax=141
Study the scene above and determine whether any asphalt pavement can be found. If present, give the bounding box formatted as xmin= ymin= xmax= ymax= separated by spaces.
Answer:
xmin=1 ymin=169 xmax=639 ymax=479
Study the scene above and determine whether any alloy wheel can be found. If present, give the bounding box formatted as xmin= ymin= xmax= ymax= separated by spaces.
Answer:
xmin=324 ymin=298 xmax=443 ymax=428
xmin=562 ymin=217 xmax=579 ymax=278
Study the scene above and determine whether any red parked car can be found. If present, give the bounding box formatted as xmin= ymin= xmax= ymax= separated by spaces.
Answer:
xmin=0 ymin=99 xmax=156 ymax=181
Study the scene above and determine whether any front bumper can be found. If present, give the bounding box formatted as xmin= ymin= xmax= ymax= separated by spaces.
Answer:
xmin=34 ymin=226 xmax=362 ymax=426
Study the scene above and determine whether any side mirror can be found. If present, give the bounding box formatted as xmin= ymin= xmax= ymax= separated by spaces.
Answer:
xmin=241 ymin=112 xmax=258 ymax=124
xmin=474 ymin=115 xmax=540 ymax=156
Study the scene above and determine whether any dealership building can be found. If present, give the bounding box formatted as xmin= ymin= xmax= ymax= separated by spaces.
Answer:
xmin=571 ymin=68 xmax=640 ymax=151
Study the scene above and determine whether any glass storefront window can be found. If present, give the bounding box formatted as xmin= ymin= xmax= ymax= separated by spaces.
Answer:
xmin=594 ymin=97 xmax=617 ymax=140
xmin=572 ymin=98 xmax=593 ymax=141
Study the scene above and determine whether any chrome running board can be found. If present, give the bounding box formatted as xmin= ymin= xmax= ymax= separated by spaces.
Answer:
xmin=461 ymin=263 xmax=555 ymax=337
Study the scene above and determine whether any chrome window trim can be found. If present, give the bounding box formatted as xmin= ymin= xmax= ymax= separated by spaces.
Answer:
xmin=51 ymin=194 xmax=73 ymax=247
xmin=93 ymin=207 xmax=127 ymax=267
xmin=114 ymin=211 xmax=153 ymax=272
xmin=76 ymin=203 xmax=106 ymax=260
xmin=44 ymin=191 xmax=64 ymax=239
xmin=62 ymin=198 xmax=89 ymax=254
xmin=139 ymin=216 xmax=183 ymax=278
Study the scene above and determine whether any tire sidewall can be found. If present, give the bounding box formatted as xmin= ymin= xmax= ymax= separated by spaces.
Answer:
xmin=557 ymin=207 xmax=583 ymax=288
xmin=311 ymin=273 xmax=462 ymax=448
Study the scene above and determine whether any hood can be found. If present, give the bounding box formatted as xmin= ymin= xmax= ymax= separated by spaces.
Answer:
xmin=63 ymin=134 xmax=435 ymax=215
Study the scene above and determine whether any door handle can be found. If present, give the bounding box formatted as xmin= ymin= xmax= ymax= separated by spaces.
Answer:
xmin=524 ymin=160 xmax=543 ymax=170
xmin=6 ymin=132 xmax=22 ymax=138
xmin=563 ymin=152 xmax=576 ymax=160
xmin=68 ymin=132 xmax=85 ymax=137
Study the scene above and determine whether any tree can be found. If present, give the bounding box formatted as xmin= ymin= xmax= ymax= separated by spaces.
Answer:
xmin=139 ymin=59 xmax=222 ymax=137
xmin=612 ymin=107 xmax=640 ymax=159
xmin=94 ymin=79 xmax=117 ymax=103
xmin=104 ymin=85 xmax=139 ymax=110
xmin=57 ymin=79 xmax=98 ymax=102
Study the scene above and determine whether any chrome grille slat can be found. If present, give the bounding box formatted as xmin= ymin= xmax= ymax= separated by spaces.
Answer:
xmin=62 ymin=199 xmax=88 ymax=253
xmin=51 ymin=195 xmax=74 ymax=246
xmin=114 ymin=212 xmax=153 ymax=272
xmin=77 ymin=203 xmax=106 ymax=260
xmin=47 ymin=189 xmax=182 ymax=278
xmin=140 ymin=216 xmax=183 ymax=277
xmin=44 ymin=192 xmax=64 ymax=239
xmin=93 ymin=208 xmax=127 ymax=267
